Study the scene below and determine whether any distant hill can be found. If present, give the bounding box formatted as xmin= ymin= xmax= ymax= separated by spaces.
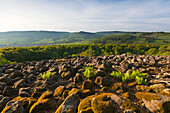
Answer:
xmin=0 ymin=31 xmax=106 ymax=48
xmin=88 ymin=32 xmax=170 ymax=44
xmin=0 ymin=31 xmax=169 ymax=48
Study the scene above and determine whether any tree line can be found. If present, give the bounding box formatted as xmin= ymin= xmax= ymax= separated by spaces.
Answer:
xmin=0 ymin=44 xmax=169 ymax=65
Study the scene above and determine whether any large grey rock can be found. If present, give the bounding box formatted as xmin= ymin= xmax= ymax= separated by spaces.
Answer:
xmin=61 ymin=94 xmax=80 ymax=113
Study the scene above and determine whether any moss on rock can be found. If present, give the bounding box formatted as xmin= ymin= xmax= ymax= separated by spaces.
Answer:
xmin=95 ymin=76 xmax=103 ymax=85
xmin=78 ymin=95 xmax=95 ymax=113
xmin=143 ymin=93 xmax=161 ymax=101
xmin=62 ymin=90 xmax=69 ymax=99
xmin=68 ymin=88 xmax=80 ymax=97
xmin=65 ymin=109 xmax=76 ymax=113
xmin=81 ymin=80 xmax=94 ymax=90
xmin=135 ymin=92 xmax=161 ymax=101
xmin=53 ymin=86 xmax=65 ymax=97
xmin=121 ymin=92 xmax=136 ymax=100
xmin=110 ymin=82 xmax=123 ymax=92
xmin=91 ymin=93 xmax=115 ymax=113
xmin=135 ymin=92 xmax=145 ymax=100
xmin=12 ymin=96 xmax=36 ymax=112
xmin=29 ymin=91 xmax=61 ymax=113
xmin=122 ymin=100 xmax=140 ymax=112
xmin=136 ymin=85 xmax=151 ymax=92
xmin=159 ymin=89 xmax=170 ymax=97
xmin=80 ymin=89 xmax=93 ymax=99
xmin=80 ymin=107 xmax=93 ymax=113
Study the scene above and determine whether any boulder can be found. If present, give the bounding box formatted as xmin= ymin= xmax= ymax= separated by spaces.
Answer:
xmin=95 ymin=76 xmax=111 ymax=86
xmin=0 ymin=82 xmax=7 ymax=91
xmin=29 ymin=91 xmax=61 ymax=113
xmin=13 ymin=79 xmax=26 ymax=89
xmin=0 ymin=97 xmax=11 ymax=111
xmin=2 ymin=100 xmax=25 ymax=113
xmin=53 ymin=86 xmax=65 ymax=97
xmin=3 ymin=86 xmax=18 ymax=97
xmin=78 ymin=95 xmax=95 ymax=113
xmin=91 ymin=93 xmax=115 ymax=113
xmin=55 ymin=94 xmax=80 ymax=113
xmin=19 ymin=87 xmax=32 ymax=97
xmin=81 ymin=80 xmax=94 ymax=90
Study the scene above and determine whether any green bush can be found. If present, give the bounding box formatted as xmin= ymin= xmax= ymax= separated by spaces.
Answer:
xmin=40 ymin=72 xmax=53 ymax=79
xmin=110 ymin=70 xmax=148 ymax=85
xmin=83 ymin=66 xmax=95 ymax=79
xmin=0 ymin=55 xmax=14 ymax=65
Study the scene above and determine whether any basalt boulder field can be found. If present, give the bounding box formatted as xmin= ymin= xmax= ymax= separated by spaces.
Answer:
xmin=0 ymin=54 xmax=169 ymax=113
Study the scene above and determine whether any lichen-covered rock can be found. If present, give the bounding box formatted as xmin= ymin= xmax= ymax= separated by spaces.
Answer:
xmin=1 ymin=100 xmax=25 ymax=113
xmin=159 ymin=88 xmax=170 ymax=97
xmin=95 ymin=69 xmax=106 ymax=77
xmin=80 ymin=107 xmax=93 ymax=113
xmin=53 ymin=86 xmax=65 ymax=97
xmin=79 ymin=89 xmax=93 ymax=99
xmin=68 ymin=88 xmax=80 ymax=97
xmin=29 ymin=91 xmax=61 ymax=113
xmin=55 ymin=94 xmax=80 ymax=113
xmin=78 ymin=95 xmax=95 ymax=113
xmin=150 ymin=84 xmax=165 ymax=93
xmin=0 ymin=97 xmax=11 ymax=111
xmin=19 ymin=87 xmax=32 ymax=97
xmin=0 ymin=82 xmax=7 ymax=91
xmin=12 ymin=96 xmax=36 ymax=112
xmin=123 ymin=109 xmax=136 ymax=113
xmin=61 ymin=71 xmax=72 ymax=79
xmin=111 ymin=94 xmax=124 ymax=106
xmin=81 ymin=80 xmax=94 ymax=90
xmin=121 ymin=92 xmax=137 ymax=100
xmin=111 ymin=82 xmax=123 ymax=92
xmin=95 ymin=76 xmax=111 ymax=87
xmin=62 ymin=90 xmax=69 ymax=99
xmin=2 ymin=86 xmax=18 ymax=97
xmin=74 ymin=73 xmax=83 ymax=83
xmin=136 ymin=85 xmax=151 ymax=92
xmin=121 ymin=100 xmax=139 ymax=112
xmin=91 ymin=93 xmax=115 ymax=113
xmin=136 ymin=92 xmax=170 ymax=112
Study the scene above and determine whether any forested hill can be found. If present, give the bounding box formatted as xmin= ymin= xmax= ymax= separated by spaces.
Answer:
xmin=89 ymin=32 xmax=170 ymax=44
xmin=0 ymin=31 xmax=119 ymax=48
xmin=0 ymin=31 xmax=170 ymax=48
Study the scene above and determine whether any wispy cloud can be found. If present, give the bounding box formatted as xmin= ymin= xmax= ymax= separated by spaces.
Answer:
xmin=0 ymin=0 xmax=170 ymax=32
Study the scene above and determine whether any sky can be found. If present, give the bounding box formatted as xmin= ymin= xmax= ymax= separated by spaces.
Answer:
xmin=0 ymin=0 xmax=170 ymax=32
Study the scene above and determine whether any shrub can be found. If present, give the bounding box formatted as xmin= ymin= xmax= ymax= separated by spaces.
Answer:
xmin=83 ymin=66 xmax=95 ymax=79
xmin=0 ymin=55 xmax=14 ymax=65
xmin=40 ymin=72 xmax=53 ymax=79
xmin=110 ymin=70 xmax=148 ymax=85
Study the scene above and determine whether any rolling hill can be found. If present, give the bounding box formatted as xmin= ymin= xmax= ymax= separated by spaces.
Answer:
xmin=88 ymin=32 xmax=170 ymax=44
xmin=0 ymin=31 xmax=169 ymax=48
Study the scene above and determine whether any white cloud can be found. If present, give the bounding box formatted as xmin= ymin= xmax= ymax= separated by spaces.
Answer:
xmin=0 ymin=0 xmax=170 ymax=32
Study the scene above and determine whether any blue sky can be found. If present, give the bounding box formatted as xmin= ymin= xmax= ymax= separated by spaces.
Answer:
xmin=0 ymin=0 xmax=170 ymax=32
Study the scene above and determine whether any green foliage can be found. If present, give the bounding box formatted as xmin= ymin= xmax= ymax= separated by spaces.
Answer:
xmin=110 ymin=70 xmax=148 ymax=85
xmin=0 ymin=44 xmax=169 ymax=63
xmin=0 ymin=54 xmax=14 ymax=65
xmin=135 ymin=76 xmax=147 ymax=85
xmin=40 ymin=72 xmax=53 ymax=79
xmin=83 ymin=66 xmax=95 ymax=79
xmin=110 ymin=70 xmax=123 ymax=79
